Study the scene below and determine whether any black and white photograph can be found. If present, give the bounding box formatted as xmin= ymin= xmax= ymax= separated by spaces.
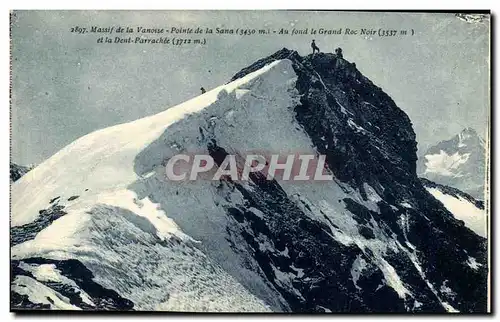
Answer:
xmin=8 ymin=10 xmax=491 ymax=313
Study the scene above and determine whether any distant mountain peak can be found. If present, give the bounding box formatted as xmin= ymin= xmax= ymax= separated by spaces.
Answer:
xmin=418 ymin=128 xmax=486 ymax=199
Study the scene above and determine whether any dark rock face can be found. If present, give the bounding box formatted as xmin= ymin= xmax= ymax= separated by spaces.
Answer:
xmin=233 ymin=49 xmax=418 ymax=201
xmin=10 ymin=163 xmax=32 ymax=183
xmin=11 ymin=258 xmax=134 ymax=311
xmin=208 ymin=140 xmax=410 ymax=312
xmin=226 ymin=49 xmax=487 ymax=312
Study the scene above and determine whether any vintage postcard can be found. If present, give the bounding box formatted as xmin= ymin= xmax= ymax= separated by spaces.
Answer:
xmin=10 ymin=10 xmax=490 ymax=313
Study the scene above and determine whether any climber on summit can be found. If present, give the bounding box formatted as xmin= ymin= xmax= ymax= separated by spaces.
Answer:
xmin=200 ymin=87 xmax=206 ymax=94
xmin=311 ymin=40 xmax=320 ymax=54
xmin=335 ymin=47 xmax=343 ymax=59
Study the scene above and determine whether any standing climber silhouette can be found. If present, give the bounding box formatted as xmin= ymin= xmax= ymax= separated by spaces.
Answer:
xmin=200 ymin=87 xmax=206 ymax=94
xmin=335 ymin=47 xmax=343 ymax=59
xmin=311 ymin=40 xmax=320 ymax=54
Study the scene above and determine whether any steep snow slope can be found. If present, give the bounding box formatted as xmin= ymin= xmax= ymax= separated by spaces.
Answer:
xmin=11 ymin=62 xmax=283 ymax=312
xmin=11 ymin=61 xmax=280 ymax=227
xmin=11 ymin=50 xmax=488 ymax=312
xmin=422 ymin=178 xmax=486 ymax=238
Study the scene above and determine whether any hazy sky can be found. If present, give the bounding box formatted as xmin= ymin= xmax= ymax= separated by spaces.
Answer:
xmin=11 ymin=11 xmax=490 ymax=165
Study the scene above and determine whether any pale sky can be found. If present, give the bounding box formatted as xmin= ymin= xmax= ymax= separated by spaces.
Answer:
xmin=11 ymin=11 xmax=490 ymax=165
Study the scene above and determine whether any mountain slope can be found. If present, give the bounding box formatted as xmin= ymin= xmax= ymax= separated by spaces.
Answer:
xmin=417 ymin=128 xmax=486 ymax=199
xmin=421 ymin=178 xmax=486 ymax=238
xmin=11 ymin=49 xmax=488 ymax=312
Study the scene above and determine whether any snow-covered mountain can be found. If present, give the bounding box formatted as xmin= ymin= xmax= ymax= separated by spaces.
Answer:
xmin=417 ymin=128 xmax=486 ymax=200
xmin=11 ymin=49 xmax=488 ymax=312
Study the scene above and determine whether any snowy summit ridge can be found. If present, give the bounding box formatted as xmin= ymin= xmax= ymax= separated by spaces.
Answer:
xmin=11 ymin=48 xmax=487 ymax=312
